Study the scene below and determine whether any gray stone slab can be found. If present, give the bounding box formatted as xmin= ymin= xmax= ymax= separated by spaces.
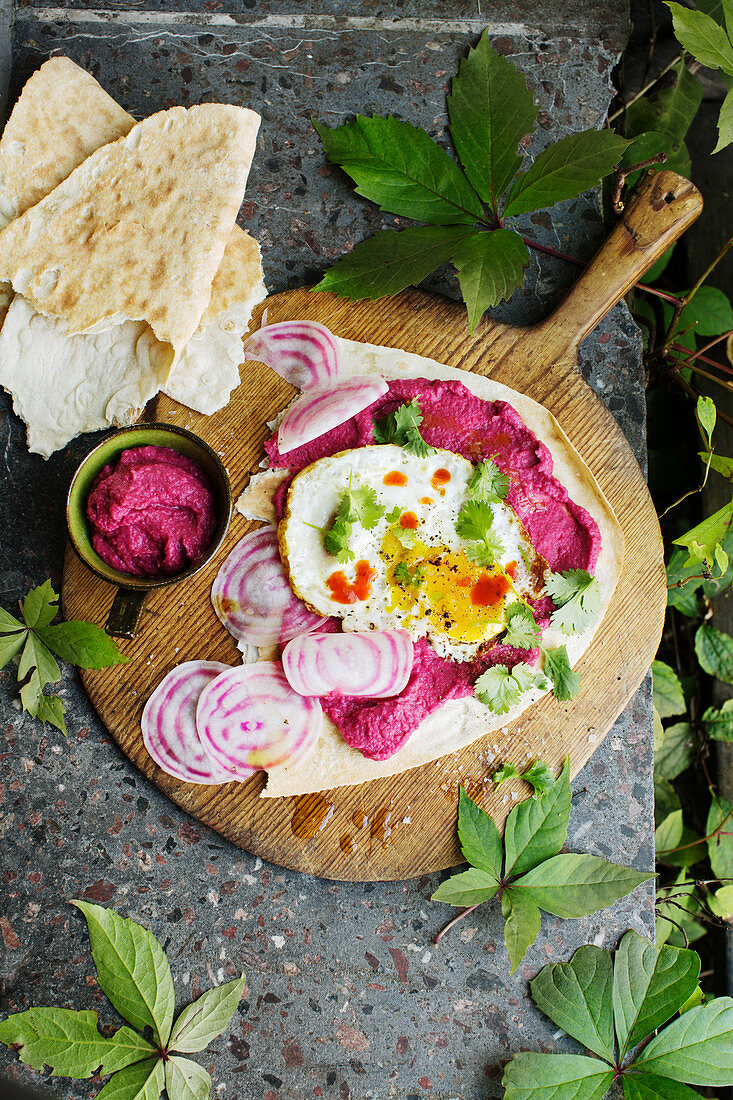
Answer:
xmin=0 ymin=7 xmax=653 ymax=1099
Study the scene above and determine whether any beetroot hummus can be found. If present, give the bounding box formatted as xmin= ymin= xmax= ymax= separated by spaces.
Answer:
xmin=86 ymin=445 xmax=217 ymax=578
xmin=267 ymin=378 xmax=601 ymax=761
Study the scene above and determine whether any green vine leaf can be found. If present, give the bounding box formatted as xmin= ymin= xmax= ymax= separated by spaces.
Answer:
xmin=313 ymin=114 xmax=485 ymax=225
xmin=0 ymin=1008 xmax=154 ymax=1078
xmin=71 ymin=900 xmax=176 ymax=1048
xmin=456 ymin=786 xmax=503 ymax=878
xmin=502 ymin=888 xmax=541 ymax=975
xmin=633 ymin=999 xmax=733 ymax=1085
xmin=451 ymin=228 xmax=529 ymax=331
xmin=622 ymin=1073 xmax=703 ymax=1099
xmin=503 ymin=1052 xmax=614 ymax=1100
xmin=694 ymin=621 xmax=733 ymax=682
xmin=168 ymin=975 xmax=247 ymax=1054
xmin=651 ymin=660 xmax=686 ymax=719
xmin=164 ymin=1054 xmax=213 ymax=1100
xmin=93 ymin=1058 xmax=165 ymax=1100
xmin=655 ymin=722 xmax=695 ymax=780
xmin=503 ymin=758 xmax=572 ymax=877
xmin=447 ymin=29 xmax=538 ymax=210
xmin=702 ymin=697 xmax=733 ymax=740
xmin=512 ymin=854 xmax=654 ymax=918
xmin=666 ymin=2 xmax=733 ymax=74
xmin=530 ymin=944 xmax=615 ymax=1062
xmin=612 ymin=930 xmax=701 ymax=1058
xmin=431 ymin=866 xmax=499 ymax=907
xmin=625 ymin=59 xmax=702 ymax=146
xmin=706 ymin=793 xmax=733 ymax=879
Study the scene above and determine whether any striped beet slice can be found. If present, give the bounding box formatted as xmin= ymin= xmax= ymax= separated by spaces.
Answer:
xmin=196 ymin=662 xmax=321 ymax=775
xmin=242 ymin=319 xmax=341 ymax=390
xmin=142 ymin=661 xmax=244 ymax=784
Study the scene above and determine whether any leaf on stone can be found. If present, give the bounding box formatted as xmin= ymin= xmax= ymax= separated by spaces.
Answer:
xmin=71 ymin=900 xmax=175 ymax=1048
xmin=713 ymin=85 xmax=733 ymax=152
xmin=655 ymin=809 xmax=684 ymax=854
xmin=94 ymin=1058 xmax=165 ymax=1100
xmin=502 ymin=129 xmax=629 ymax=218
xmin=447 ymin=31 xmax=538 ymax=209
xmin=313 ymin=114 xmax=485 ymax=225
xmin=34 ymin=693 xmax=67 ymax=736
xmin=503 ymin=758 xmax=571 ymax=879
xmin=18 ymin=632 xmax=61 ymax=689
xmin=451 ymin=229 xmax=529 ymax=331
xmin=36 ymin=621 xmax=128 ymax=669
xmin=0 ymin=605 xmax=25 ymax=634
xmin=633 ymin=998 xmax=733 ymax=1086
xmin=655 ymin=723 xmax=695 ymax=780
xmin=22 ymin=579 xmax=59 ymax=630
xmin=456 ymin=787 xmax=503 ymax=879
xmin=707 ymin=793 xmax=733 ymax=880
xmin=512 ymin=854 xmax=654 ymax=918
xmin=164 ymin=1054 xmax=212 ymax=1100
xmin=673 ymin=501 xmax=733 ymax=569
xmin=694 ymin=621 xmax=733 ymax=683
xmin=529 ymin=944 xmax=615 ymax=1062
xmin=702 ymin=698 xmax=733 ymax=740
xmin=431 ymin=866 xmax=499 ymax=907
xmin=168 ymin=974 xmax=246 ymax=1054
xmin=651 ymin=660 xmax=686 ymax=718
xmin=313 ymin=226 xmax=473 ymax=301
xmin=625 ymin=59 xmax=703 ymax=145
xmin=502 ymin=1051 xmax=614 ymax=1100
xmin=0 ymin=631 xmax=25 ymax=669
xmin=502 ymin=888 xmax=541 ymax=974
xmin=666 ymin=2 xmax=733 ymax=74
xmin=622 ymin=1074 xmax=703 ymax=1100
xmin=612 ymin=929 xmax=701 ymax=1058
xmin=0 ymin=1007 xmax=154 ymax=1078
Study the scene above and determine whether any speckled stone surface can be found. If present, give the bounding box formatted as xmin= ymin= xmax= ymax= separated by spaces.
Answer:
xmin=0 ymin=5 xmax=653 ymax=1099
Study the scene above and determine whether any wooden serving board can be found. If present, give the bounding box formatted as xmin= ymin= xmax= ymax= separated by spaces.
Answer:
xmin=63 ymin=171 xmax=701 ymax=881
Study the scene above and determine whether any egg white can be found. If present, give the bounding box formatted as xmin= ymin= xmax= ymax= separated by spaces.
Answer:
xmin=280 ymin=444 xmax=547 ymax=661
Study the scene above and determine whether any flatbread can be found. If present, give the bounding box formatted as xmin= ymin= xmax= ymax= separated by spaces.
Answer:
xmin=262 ymin=336 xmax=624 ymax=797
xmin=0 ymin=101 xmax=258 ymax=351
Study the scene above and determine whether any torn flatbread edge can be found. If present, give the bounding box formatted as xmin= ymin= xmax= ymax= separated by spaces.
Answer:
xmin=260 ymin=335 xmax=624 ymax=797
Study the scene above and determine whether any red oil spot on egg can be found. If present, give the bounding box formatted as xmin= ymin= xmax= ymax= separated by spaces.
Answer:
xmin=431 ymin=467 xmax=451 ymax=492
xmin=399 ymin=512 xmax=418 ymax=530
xmin=327 ymin=560 xmax=377 ymax=604
xmin=506 ymin=560 xmax=518 ymax=579
xmin=419 ymin=496 xmax=433 ymax=505
xmin=383 ymin=470 xmax=408 ymax=486
xmin=471 ymin=572 xmax=510 ymax=607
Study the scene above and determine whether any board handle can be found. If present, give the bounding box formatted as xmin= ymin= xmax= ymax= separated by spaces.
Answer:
xmin=534 ymin=170 xmax=702 ymax=355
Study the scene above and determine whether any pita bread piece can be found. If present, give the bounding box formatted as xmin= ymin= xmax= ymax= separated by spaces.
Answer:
xmin=0 ymin=103 xmax=259 ymax=455
xmin=0 ymin=57 xmax=267 ymax=415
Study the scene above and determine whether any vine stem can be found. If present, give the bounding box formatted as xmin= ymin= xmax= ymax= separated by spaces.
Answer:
xmin=434 ymin=903 xmax=482 ymax=944
xmin=659 ymin=804 xmax=733 ymax=858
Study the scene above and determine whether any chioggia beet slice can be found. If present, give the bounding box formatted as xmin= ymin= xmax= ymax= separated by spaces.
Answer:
xmin=282 ymin=629 xmax=414 ymax=698
xmin=142 ymin=661 xmax=245 ymax=784
xmin=196 ymin=661 xmax=322 ymax=775
xmin=277 ymin=376 xmax=388 ymax=454
xmin=242 ymin=319 xmax=341 ymax=390
xmin=211 ymin=525 xmax=326 ymax=645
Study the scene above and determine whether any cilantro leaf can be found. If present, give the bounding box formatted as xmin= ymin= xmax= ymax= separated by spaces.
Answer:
xmin=351 ymin=484 xmax=385 ymax=529
xmin=542 ymin=645 xmax=581 ymax=701
xmin=372 ymin=398 xmax=436 ymax=457
xmin=391 ymin=523 xmax=418 ymax=547
xmin=522 ymin=760 xmax=556 ymax=795
xmin=394 ymin=562 xmax=425 ymax=588
xmin=503 ymin=603 xmax=540 ymax=649
xmin=545 ymin=568 xmax=601 ymax=635
xmin=475 ymin=661 xmax=547 ymax=714
xmin=492 ymin=763 xmax=520 ymax=786
xmin=385 ymin=505 xmax=402 ymax=523
xmin=467 ymin=458 xmax=510 ymax=503
xmin=455 ymin=499 xmax=495 ymax=543
xmin=323 ymin=516 xmax=355 ymax=563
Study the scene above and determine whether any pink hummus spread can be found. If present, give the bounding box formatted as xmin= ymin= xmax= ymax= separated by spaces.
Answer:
xmin=86 ymin=445 xmax=217 ymax=578
xmin=267 ymin=378 xmax=602 ymax=761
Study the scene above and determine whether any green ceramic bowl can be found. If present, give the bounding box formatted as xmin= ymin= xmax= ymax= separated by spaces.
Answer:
xmin=67 ymin=423 xmax=232 ymax=638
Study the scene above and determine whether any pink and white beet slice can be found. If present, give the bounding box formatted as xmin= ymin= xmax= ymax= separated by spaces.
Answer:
xmin=243 ymin=319 xmax=342 ymax=390
xmin=196 ymin=662 xmax=322 ymax=775
xmin=277 ymin=376 xmax=388 ymax=454
xmin=211 ymin=526 xmax=326 ymax=646
xmin=282 ymin=629 xmax=414 ymax=699
xmin=142 ymin=661 xmax=242 ymax=784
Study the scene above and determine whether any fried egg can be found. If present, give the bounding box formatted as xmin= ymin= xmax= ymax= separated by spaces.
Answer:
xmin=280 ymin=444 xmax=547 ymax=661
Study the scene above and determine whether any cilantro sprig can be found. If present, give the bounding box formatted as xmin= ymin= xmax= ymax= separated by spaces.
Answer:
xmin=394 ymin=562 xmax=425 ymax=588
xmin=433 ymin=764 xmax=654 ymax=971
xmin=467 ymin=458 xmax=509 ymax=503
xmin=545 ymin=567 xmax=601 ymax=635
xmin=474 ymin=661 xmax=549 ymax=715
xmin=319 ymin=479 xmax=386 ymax=562
xmin=0 ymin=900 xmax=245 ymax=1096
xmin=455 ymin=499 xmax=504 ymax=566
xmin=492 ymin=758 xmax=556 ymax=796
xmin=372 ymin=397 xmax=436 ymax=458
xmin=502 ymin=602 xmax=540 ymax=650
xmin=1 ymin=580 xmax=127 ymax=734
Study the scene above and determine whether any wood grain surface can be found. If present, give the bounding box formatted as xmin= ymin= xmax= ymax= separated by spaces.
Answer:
xmin=62 ymin=171 xmax=702 ymax=881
